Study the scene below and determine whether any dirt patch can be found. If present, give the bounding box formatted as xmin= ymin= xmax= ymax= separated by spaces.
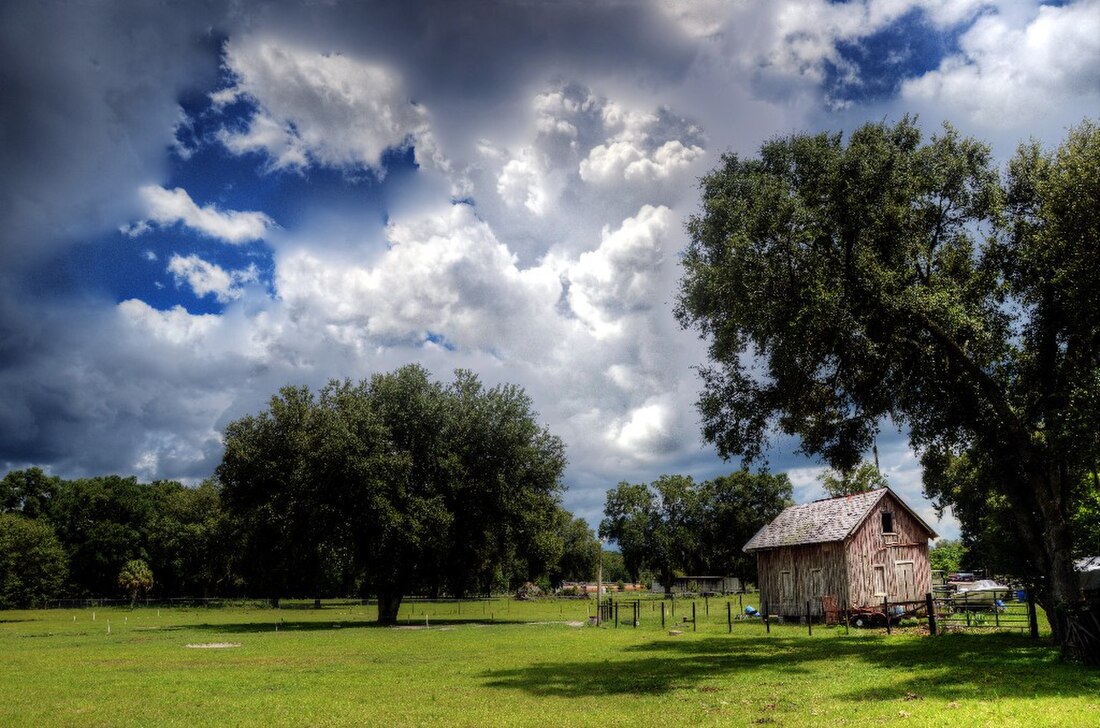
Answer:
xmin=185 ymin=642 xmax=241 ymax=649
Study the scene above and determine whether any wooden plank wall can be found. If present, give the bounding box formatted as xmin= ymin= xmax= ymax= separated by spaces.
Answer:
xmin=845 ymin=493 xmax=933 ymax=608
xmin=756 ymin=541 xmax=849 ymax=618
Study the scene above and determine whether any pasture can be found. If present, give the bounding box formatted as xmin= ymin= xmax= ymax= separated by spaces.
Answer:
xmin=1 ymin=597 xmax=1097 ymax=726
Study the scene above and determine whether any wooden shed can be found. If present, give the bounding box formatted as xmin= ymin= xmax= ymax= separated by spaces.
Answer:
xmin=743 ymin=487 xmax=937 ymax=618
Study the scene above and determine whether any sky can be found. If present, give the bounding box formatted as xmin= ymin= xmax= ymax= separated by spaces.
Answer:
xmin=2 ymin=0 xmax=1098 ymax=542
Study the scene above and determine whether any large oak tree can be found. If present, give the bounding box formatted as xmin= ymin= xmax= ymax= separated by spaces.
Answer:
xmin=677 ymin=118 xmax=1099 ymax=656
xmin=217 ymin=365 xmax=566 ymax=623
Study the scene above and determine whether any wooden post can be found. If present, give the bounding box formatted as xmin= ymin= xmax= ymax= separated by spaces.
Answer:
xmin=926 ymin=592 xmax=937 ymax=636
xmin=884 ymin=596 xmax=891 ymax=634
xmin=727 ymin=601 xmax=732 ymax=633
xmin=705 ymin=594 xmax=709 ymax=617
xmin=764 ymin=600 xmax=770 ymax=634
xmin=614 ymin=601 xmax=619 ymax=628
xmin=661 ymin=601 xmax=665 ymax=629
xmin=692 ymin=601 xmax=697 ymax=632
xmin=807 ymin=600 xmax=812 ymax=636
xmin=1027 ymin=591 xmax=1039 ymax=639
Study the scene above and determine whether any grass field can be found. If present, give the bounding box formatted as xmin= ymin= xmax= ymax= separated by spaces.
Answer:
xmin=2 ymin=596 xmax=1097 ymax=726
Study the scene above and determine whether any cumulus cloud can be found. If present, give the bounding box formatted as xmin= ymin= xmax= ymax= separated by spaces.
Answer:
xmin=567 ymin=205 xmax=672 ymax=338
xmin=277 ymin=204 xmax=564 ymax=354
xmin=215 ymin=37 xmax=441 ymax=175
xmin=126 ymin=186 xmax=274 ymax=244
xmin=497 ymin=148 xmax=554 ymax=215
xmin=167 ymin=254 xmax=259 ymax=303
xmin=901 ymin=1 xmax=1100 ymax=126
xmin=11 ymin=0 xmax=1079 ymax=537
xmin=118 ymin=298 xmax=223 ymax=346
xmin=489 ymin=83 xmax=705 ymax=231
xmin=581 ymin=138 xmax=704 ymax=184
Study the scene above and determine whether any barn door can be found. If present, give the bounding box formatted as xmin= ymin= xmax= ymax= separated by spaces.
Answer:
xmin=780 ymin=570 xmax=793 ymax=613
xmin=894 ymin=561 xmax=915 ymax=600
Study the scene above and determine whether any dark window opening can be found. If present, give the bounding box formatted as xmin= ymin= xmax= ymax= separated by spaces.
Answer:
xmin=881 ymin=511 xmax=894 ymax=533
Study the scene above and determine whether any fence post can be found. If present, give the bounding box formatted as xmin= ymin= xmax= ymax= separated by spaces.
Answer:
xmin=705 ymin=594 xmax=709 ymax=617
xmin=727 ymin=602 xmax=732 ymax=633
xmin=764 ymin=600 xmax=770 ymax=634
xmin=926 ymin=592 xmax=937 ymax=636
xmin=692 ymin=601 xmax=697 ymax=632
xmin=807 ymin=600 xmax=812 ymax=636
xmin=661 ymin=601 xmax=665 ymax=629
xmin=1027 ymin=591 xmax=1039 ymax=639
xmin=884 ymin=596 xmax=891 ymax=635
xmin=614 ymin=601 xmax=619 ymax=628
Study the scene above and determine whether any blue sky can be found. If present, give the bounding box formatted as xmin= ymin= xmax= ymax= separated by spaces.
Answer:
xmin=2 ymin=0 xmax=1098 ymax=539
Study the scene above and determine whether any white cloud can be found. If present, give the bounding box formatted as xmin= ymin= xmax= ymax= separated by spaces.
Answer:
xmin=656 ymin=0 xmax=737 ymax=39
xmin=581 ymin=138 xmax=704 ymax=184
xmin=489 ymin=83 xmax=705 ymax=227
xmin=497 ymin=148 xmax=553 ymax=215
xmin=276 ymin=204 xmax=564 ymax=354
xmin=117 ymin=299 xmax=222 ymax=346
xmin=901 ymin=1 xmax=1100 ymax=126
xmin=609 ymin=397 xmax=678 ymax=459
xmin=128 ymin=186 xmax=273 ymax=244
xmin=567 ymin=205 xmax=672 ymax=338
xmin=167 ymin=254 xmax=259 ymax=303
xmin=215 ymin=38 xmax=439 ymax=175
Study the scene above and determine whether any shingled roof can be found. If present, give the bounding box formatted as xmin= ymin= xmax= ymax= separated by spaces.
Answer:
xmin=743 ymin=487 xmax=936 ymax=552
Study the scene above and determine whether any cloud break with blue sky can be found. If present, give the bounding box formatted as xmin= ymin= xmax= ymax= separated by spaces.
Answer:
xmin=2 ymin=0 xmax=1098 ymax=538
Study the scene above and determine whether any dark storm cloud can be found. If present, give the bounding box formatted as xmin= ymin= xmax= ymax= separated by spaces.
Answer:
xmin=0 ymin=0 xmax=229 ymax=270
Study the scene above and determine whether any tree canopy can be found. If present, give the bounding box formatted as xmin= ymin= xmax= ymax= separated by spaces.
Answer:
xmin=0 ymin=513 xmax=67 ymax=609
xmin=677 ymin=117 xmax=1099 ymax=653
xmin=217 ymin=365 xmax=567 ymax=622
xmin=818 ymin=461 xmax=889 ymax=498
xmin=600 ymin=470 xmax=792 ymax=589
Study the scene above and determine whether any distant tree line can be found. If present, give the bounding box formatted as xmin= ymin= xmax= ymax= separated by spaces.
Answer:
xmin=600 ymin=470 xmax=794 ymax=591
xmin=0 ymin=366 xmax=602 ymax=616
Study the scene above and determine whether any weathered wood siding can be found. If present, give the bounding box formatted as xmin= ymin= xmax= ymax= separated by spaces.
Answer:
xmin=755 ymin=542 xmax=849 ymax=618
xmin=845 ymin=493 xmax=933 ymax=608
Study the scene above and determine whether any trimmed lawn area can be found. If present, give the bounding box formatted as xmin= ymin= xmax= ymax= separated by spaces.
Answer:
xmin=1 ymin=598 xmax=1097 ymax=726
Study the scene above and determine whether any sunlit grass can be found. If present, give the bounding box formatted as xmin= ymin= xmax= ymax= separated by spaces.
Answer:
xmin=1 ymin=596 xmax=1095 ymax=726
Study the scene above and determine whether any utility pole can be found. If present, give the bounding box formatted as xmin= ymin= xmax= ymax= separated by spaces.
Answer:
xmin=596 ymin=538 xmax=605 ymax=625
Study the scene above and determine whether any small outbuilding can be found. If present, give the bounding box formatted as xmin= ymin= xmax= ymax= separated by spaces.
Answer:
xmin=744 ymin=487 xmax=937 ymax=619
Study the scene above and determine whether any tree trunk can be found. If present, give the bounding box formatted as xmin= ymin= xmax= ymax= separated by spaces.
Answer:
xmin=1025 ymin=465 xmax=1084 ymax=657
xmin=1037 ymin=500 xmax=1080 ymax=650
xmin=377 ymin=589 xmax=404 ymax=625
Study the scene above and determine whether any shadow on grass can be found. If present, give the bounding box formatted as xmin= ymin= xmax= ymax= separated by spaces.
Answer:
xmin=481 ymin=632 xmax=1100 ymax=702
xmin=173 ymin=616 xmax=540 ymax=634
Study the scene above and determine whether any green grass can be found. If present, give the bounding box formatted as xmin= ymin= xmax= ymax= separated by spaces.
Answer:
xmin=1 ymin=596 xmax=1097 ymax=726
